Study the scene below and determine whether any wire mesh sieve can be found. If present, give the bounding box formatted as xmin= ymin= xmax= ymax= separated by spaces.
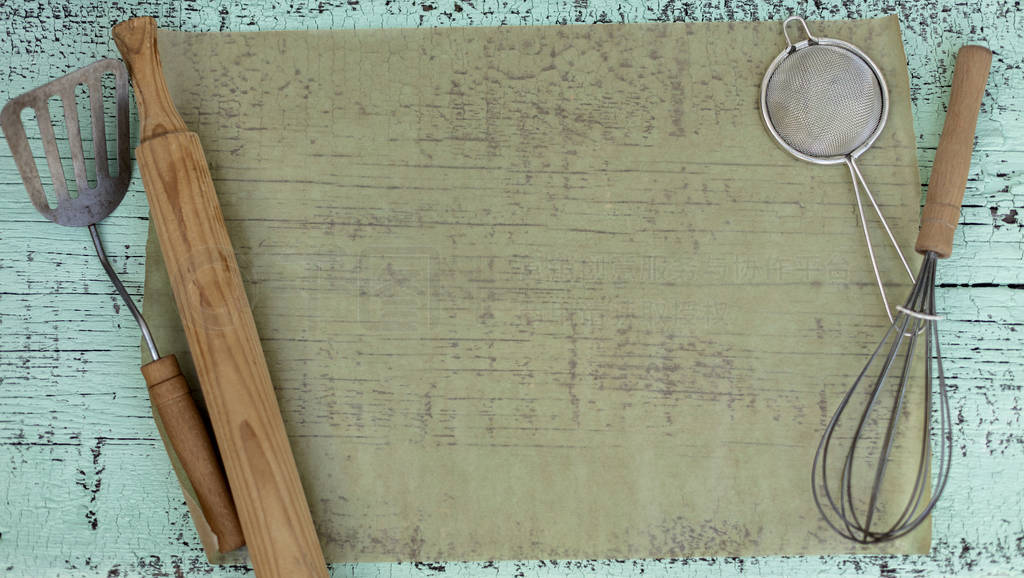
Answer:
xmin=760 ymin=16 xmax=913 ymax=324
xmin=765 ymin=44 xmax=884 ymax=158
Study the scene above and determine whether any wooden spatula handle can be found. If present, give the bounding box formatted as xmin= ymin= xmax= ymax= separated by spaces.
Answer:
xmin=915 ymin=45 xmax=992 ymax=258
xmin=142 ymin=355 xmax=245 ymax=553
xmin=114 ymin=17 xmax=328 ymax=577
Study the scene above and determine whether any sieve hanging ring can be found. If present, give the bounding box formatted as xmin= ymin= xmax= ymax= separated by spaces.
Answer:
xmin=783 ymin=16 xmax=818 ymax=51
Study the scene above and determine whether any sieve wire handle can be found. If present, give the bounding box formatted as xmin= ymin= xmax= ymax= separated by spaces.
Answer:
xmin=915 ymin=45 xmax=991 ymax=259
xmin=783 ymin=16 xmax=818 ymax=51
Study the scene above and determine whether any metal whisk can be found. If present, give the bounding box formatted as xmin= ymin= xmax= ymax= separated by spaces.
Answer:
xmin=812 ymin=46 xmax=991 ymax=544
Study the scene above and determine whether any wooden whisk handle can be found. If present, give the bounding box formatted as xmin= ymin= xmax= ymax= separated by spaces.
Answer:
xmin=915 ymin=45 xmax=992 ymax=258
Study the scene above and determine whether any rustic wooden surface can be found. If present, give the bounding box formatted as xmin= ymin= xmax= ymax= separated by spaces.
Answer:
xmin=0 ymin=1 xmax=1021 ymax=577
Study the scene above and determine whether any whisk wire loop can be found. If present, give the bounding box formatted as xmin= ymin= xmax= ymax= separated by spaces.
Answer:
xmin=812 ymin=252 xmax=951 ymax=544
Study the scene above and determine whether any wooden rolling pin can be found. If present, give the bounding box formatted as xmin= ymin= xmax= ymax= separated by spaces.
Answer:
xmin=113 ymin=17 xmax=328 ymax=577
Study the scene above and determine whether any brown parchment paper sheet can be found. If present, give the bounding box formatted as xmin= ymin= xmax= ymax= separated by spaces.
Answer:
xmin=143 ymin=17 xmax=929 ymax=562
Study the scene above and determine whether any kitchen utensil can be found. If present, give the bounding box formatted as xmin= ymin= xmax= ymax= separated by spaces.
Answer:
xmin=761 ymin=16 xmax=915 ymax=323
xmin=112 ymin=17 xmax=328 ymax=577
xmin=812 ymin=45 xmax=991 ymax=544
xmin=0 ymin=58 xmax=245 ymax=553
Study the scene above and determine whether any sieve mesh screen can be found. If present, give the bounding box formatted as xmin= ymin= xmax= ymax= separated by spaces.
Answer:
xmin=765 ymin=44 xmax=883 ymax=158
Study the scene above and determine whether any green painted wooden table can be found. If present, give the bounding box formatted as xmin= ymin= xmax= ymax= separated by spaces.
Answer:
xmin=1 ymin=1 xmax=1021 ymax=576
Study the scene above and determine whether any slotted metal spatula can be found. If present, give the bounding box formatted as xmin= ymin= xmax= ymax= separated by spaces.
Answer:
xmin=3 ymin=58 xmax=131 ymax=227
xmin=1 ymin=58 xmax=245 ymax=553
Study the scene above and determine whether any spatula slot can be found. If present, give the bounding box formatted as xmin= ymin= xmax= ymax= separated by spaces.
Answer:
xmin=17 ymin=106 xmax=59 ymax=212
xmin=73 ymin=82 xmax=98 ymax=191
xmin=100 ymin=71 xmax=123 ymax=180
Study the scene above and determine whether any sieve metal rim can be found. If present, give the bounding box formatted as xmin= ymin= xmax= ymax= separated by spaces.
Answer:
xmin=759 ymin=33 xmax=890 ymax=166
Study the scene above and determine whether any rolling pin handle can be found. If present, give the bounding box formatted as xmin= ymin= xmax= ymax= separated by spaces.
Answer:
xmin=112 ymin=17 xmax=188 ymax=141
